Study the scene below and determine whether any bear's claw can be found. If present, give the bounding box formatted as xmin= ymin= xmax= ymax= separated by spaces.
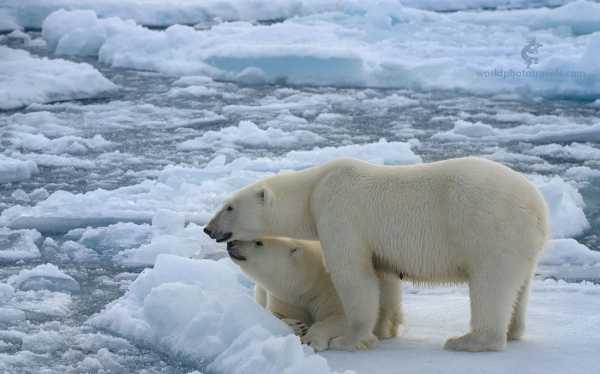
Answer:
xmin=282 ymin=318 xmax=310 ymax=337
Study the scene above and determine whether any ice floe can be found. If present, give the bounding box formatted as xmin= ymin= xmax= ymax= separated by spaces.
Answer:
xmin=531 ymin=175 xmax=589 ymax=239
xmin=40 ymin=3 xmax=600 ymax=97
xmin=0 ymin=139 xmax=420 ymax=232
xmin=0 ymin=228 xmax=42 ymax=262
xmin=8 ymin=264 xmax=80 ymax=293
xmin=0 ymin=155 xmax=38 ymax=184
xmin=432 ymin=119 xmax=600 ymax=144
xmin=0 ymin=46 xmax=117 ymax=110
xmin=90 ymin=254 xmax=348 ymax=373
xmin=177 ymin=120 xmax=325 ymax=150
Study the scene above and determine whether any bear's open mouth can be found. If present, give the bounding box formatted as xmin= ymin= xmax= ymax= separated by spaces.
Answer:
xmin=227 ymin=245 xmax=246 ymax=261
xmin=216 ymin=232 xmax=232 ymax=243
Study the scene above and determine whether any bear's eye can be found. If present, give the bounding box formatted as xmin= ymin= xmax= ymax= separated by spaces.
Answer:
xmin=226 ymin=206 xmax=234 ymax=212
xmin=255 ymin=241 xmax=263 ymax=246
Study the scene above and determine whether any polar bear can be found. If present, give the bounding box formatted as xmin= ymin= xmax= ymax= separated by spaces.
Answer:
xmin=204 ymin=157 xmax=550 ymax=352
xmin=226 ymin=237 xmax=402 ymax=351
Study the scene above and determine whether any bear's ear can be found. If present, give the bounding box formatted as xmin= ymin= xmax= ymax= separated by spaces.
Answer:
xmin=257 ymin=187 xmax=274 ymax=206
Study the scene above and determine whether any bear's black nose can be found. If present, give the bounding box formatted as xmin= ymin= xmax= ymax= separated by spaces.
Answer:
xmin=203 ymin=227 xmax=212 ymax=236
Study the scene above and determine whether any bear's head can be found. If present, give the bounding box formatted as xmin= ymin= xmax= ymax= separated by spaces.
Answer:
xmin=226 ymin=237 xmax=322 ymax=297
xmin=204 ymin=182 xmax=275 ymax=242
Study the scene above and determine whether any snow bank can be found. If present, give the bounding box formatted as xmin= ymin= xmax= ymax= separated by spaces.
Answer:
xmin=0 ymin=228 xmax=42 ymax=262
xmin=178 ymin=120 xmax=324 ymax=150
xmin=0 ymin=46 xmax=117 ymax=110
xmin=0 ymin=155 xmax=38 ymax=184
xmin=90 ymin=254 xmax=348 ymax=373
xmin=8 ymin=264 xmax=80 ymax=293
xmin=41 ymin=3 xmax=600 ymax=97
xmin=1 ymin=139 xmax=420 ymax=232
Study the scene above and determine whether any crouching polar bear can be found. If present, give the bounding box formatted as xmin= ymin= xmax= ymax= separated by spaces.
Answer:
xmin=226 ymin=237 xmax=402 ymax=351
xmin=205 ymin=157 xmax=550 ymax=352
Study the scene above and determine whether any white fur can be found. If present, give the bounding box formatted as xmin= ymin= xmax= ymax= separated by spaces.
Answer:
xmin=230 ymin=238 xmax=402 ymax=351
xmin=207 ymin=157 xmax=550 ymax=352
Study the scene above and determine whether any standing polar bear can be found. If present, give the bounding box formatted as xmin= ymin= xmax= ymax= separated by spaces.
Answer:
xmin=205 ymin=157 xmax=550 ymax=352
xmin=226 ymin=238 xmax=402 ymax=351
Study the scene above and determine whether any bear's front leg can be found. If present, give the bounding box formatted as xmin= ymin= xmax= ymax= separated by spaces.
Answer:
xmin=374 ymin=271 xmax=403 ymax=339
xmin=302 ymin=315 xmax=347 ymax=352
xmin=320 ymin=235 xmax=380 ymax=351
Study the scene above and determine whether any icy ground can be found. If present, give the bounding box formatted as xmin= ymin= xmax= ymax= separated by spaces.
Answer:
xmin=1 ymin=2 xmax=600 ymax=373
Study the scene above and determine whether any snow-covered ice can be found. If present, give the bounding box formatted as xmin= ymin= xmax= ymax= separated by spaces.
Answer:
xmin=0 ymin=227 xmax=42 ymax=262
xmin=0 ymin=46 xmax=117 ymax=110
xmin=40 ymin=2 xmax=600 ymax=97
xmin=113 ymin=211 xmax=223 ymax=267
xmin=0 ymin=0 xmax=580 ymax=30
xmin=324 ymin=279 xmax=600 ymax=374
xmin=177 ymin=120 xmax=325 ymax=150
xmin=91 ymin=254 xmax=347 ymax=374
xmin=0 ymin=139 xmax=421 ymax=232
xmin=8 ymin=263 xmax=80 ymax=293
xmin=531 ymin=175 xmax=589 ymax=239
xmin=0 ymin=155 xmax=38 ymax=184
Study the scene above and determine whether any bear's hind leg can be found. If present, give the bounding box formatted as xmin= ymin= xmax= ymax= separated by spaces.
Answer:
xmin=445 ymin=266 xmax=525 ymax=352
xmin=508 ymin=276 xmax=532 ymax=341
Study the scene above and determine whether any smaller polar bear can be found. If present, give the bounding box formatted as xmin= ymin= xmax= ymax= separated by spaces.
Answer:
xmin=227 ymin=238 xmax=402 ymax=351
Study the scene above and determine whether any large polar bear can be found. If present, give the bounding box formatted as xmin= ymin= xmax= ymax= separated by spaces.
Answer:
xmin=226 ymin=237 xmax=402 ymax=351
xmin=204 ymin=157 xmax=550 ymax=352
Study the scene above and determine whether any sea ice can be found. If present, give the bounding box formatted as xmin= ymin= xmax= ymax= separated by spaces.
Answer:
xmin=0 ymin=46 xmax=117 ymax=110
xmin=0 ymin=228 xmax=42 ymax=262
xmin=432 ymin=119 xmax=600 ymax=144
xmin=177 ymin=120 xmax=325 ymax=150
xmin=541 ymin=239 xmax=600 ymax=266
xmin=0 ymin=155 xmax=38 ymax=184
xmin=40 ymin=3 xmax=600 ymax=97
xmin=90 ymin=254 xmax=349 ymax=374
xmin=8 ymin=263 xmax=80 ymax=293
xmin=531 ymin=175 xmax=590 ymax=238
xmin=114 ymin=211 xmax=223 ymax=267
xmin=0 ymin=139 xmax=420 ymax=232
